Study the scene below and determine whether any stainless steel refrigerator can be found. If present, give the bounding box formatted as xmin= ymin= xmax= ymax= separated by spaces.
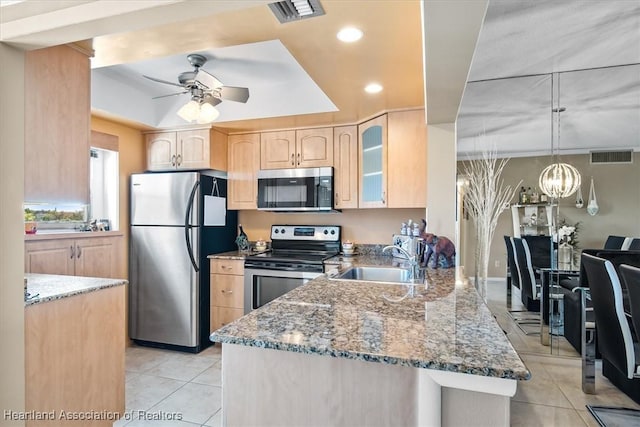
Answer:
xmin=129 ymin=170 xmax=237 ymax=352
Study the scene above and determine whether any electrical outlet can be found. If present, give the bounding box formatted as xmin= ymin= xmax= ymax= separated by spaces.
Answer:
xmin=494 ymin=260 xmax=500 ymax=268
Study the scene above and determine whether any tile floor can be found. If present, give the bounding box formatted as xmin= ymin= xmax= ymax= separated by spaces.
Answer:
xmin=113 ymin=280 xmax=640 ymax=426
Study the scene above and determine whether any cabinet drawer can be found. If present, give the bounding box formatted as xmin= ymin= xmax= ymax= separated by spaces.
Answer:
xmin=210 ymin=258 xmax=244 ymax=275
xmin=210 ymin=306 xmax=244 ymax=332
xmin=211 ymin=274 xmax=244 ymax=308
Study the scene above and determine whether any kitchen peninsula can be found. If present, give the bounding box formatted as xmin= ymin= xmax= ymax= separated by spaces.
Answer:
xmin=25 ymin=274 xmax=127 ymax=426
xmin=211 ymin=265 xmax=529 ymax=426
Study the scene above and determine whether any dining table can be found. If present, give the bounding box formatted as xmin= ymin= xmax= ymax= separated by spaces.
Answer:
xmin=535 ymin=267 xmax=580 ymax=346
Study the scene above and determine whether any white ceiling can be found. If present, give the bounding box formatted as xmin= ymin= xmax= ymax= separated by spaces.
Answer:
xmin=457 ymin=0 xmax=640 ymax=157
xmin=92 ymin=39 xmax=337 ymax=129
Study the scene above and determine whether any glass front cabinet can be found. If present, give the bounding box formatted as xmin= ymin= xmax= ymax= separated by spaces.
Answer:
xmin=358 ymin=115 xmax=387 ymax=208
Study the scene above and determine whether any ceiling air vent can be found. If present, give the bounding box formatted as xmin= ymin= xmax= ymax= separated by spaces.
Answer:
xmin=590 ymin=150 xmax=634 ymax=164
xmin=269 ymin=0 xmax=325 ymax=23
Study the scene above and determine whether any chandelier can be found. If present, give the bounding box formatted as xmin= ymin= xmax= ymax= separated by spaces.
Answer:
xmin=538 ymin=74 xmax=581 ymax=199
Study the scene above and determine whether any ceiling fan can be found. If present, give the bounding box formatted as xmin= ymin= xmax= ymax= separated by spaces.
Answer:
xmin=143 ymin=53 xmax=250 ymax=123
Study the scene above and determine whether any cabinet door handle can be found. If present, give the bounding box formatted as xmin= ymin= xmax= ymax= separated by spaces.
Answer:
xmin=221 ymin=289 xmax=233 ymax=294
xmin=176 ymin=154 xmax=182 ymax=166
xmin=76 ymin=245 xmax=82 ymax=259
xmin=297 ymin=152 xmax=301 ymax=165
xmin=221 ymin=265 xmax=232 ymax=270
xmin=291 ymin=153 xmax=294 ymax=166
xmin=171 ymin=155 xmax=176 ymax=166
xmin=70 ymin=245 xmax=75 ymax=259
xmin=382 ymin=191 xmax=386 ymax=204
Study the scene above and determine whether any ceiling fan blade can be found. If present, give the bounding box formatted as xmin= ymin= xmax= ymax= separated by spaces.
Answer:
xmin=203 ymin=94 xmax=222 ymax=107
xmin=143 ymin=74 xmax=185 ymax=88
xmin=152 ymin=91 xmax=189 ymax=99
xmin=219 ymin=86 xmax=250 ymax=103
xmin=195 ymin=68 xmax=224 ymax=90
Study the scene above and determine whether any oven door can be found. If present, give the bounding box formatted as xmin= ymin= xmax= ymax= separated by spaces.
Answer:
xmin=244 ymin=267 xmax=321 ymax=313
xmin=257 ymin=167 xmax=333 ymax=211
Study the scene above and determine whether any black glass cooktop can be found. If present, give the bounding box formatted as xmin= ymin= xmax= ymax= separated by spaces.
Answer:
xmin=245 ymin=250 xmax=337 ymax=264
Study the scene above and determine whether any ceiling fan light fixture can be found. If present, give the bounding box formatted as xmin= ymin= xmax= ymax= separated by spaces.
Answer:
xmin=337 ymin=27 xmax=363 ymax=43
xmin=177 ymin=100 xmax=200 ymax=122
xmin=197 ymin=102 xmax=220 ymax=124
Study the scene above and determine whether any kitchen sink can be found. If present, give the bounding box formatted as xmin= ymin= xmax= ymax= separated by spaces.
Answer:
xmin=331 ymin=266 xmax=414 ymax=284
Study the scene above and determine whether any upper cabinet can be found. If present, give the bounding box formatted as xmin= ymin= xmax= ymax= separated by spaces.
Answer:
xmin=358 ymin=115 xmax=388 ymax=208
xmin=261 ymin=128 xmax=334 ymax=169
xmin=228 ymin=133 xmax=260 ymax=210
xmin=25 ymin=45 xmax=91 ymax=203
xmin=333 ymin=126 xmax=358 ymax=209
xmin=387 ymin=109 xmax=427 ymax=208
xmin=146 ymin=128 xmax=227 ymax=171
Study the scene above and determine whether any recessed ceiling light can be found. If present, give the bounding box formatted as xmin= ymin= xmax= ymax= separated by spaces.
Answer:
xmin=365 ymin=83 xmax=383 ymax=94
xmin=337 ymin=27 xmax=363 ymax=43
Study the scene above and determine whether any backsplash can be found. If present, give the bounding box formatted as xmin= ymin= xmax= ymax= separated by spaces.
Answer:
xmin=238 ymin=208 xmax=426 ymax=245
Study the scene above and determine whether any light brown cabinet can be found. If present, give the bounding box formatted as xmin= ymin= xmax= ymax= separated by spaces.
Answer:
xmin=146 ymin=128 xmax=227 ymax=171
xmin=25 ymin=234 xmax=124 ymax=279
xmin=26 ymin=285 xmax=125 ymax=426
xmin=25 ymin=44 xmax=91 ymax=203
xmin=358 ymin=115 xmax=388 ymax=208
xmin=261 ymin=128 xmax=334 ymax=170
xmin=333 ymin=126 xmax=359 ymax=209
xmin=210 ymin=259 xmax=245 ymax=333
xmin=387 ymin=109 xmax=427 ymax=208
xmin=228 ymin=133 xmax=260 ymax=210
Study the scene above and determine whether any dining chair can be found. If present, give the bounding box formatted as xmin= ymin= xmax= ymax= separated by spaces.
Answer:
xmin=620 ymin=264 xmax=640 ymax=340
xmin=507 ymin=237 xmax=541 ymax=334
xmin=628 ymin=239 xmax=640 ymax=251
xmin=604 ymin=235 xmax=627 ymax=250
xmin=581 ymin=254 xmax=640 ymax=404
xmin=504 ymin=236 xmax=519 ymax=297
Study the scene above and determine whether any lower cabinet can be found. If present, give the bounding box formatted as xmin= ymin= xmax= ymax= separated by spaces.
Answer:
xmin=210 ymin=258 xmax=245 ymax=332
xmin=25 ymin=234 xmax=124 ymax=279
xmin=25 ymin=285 xmax=125 ymax=426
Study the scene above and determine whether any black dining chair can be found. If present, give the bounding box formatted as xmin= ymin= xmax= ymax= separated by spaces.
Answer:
xmin=628 ymin=239 xmax=640 ymax=251
xmin=504 ymin=235 xmax=519 ymax=292
xmin=620 ymin=264 xmax=640 ymax=340
xmin=581 ymin=254 xmax=640 ymax=404
xmin=513 ymin=237 xmax=541 ymax=311
xmin=604 ymin=235 xmax=627 ymax=250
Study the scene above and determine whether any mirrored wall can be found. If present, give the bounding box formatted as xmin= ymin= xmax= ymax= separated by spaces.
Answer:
xmin=457 ymin=63 xmax=640 ymax=356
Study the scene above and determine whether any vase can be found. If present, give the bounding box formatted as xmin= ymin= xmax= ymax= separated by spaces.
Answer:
xmin=235 ymin=224 xmax=250 ymax=253
xmin=558 ymin=241 xmax=573 ymax=271
xmin=587 ymin=177 xmax=599 ymax=216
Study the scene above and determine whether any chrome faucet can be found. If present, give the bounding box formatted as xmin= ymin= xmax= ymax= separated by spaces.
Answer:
xmin=382 ymin=245 xmax=419 ymax=283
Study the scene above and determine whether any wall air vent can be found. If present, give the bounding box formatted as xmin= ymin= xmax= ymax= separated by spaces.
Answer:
xmin=590 ymin=150 xmax=633 ymax=164
xmin=269 ymin=0 xmax=325 ymax=23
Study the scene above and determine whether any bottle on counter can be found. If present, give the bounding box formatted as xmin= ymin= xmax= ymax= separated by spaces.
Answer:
xmin=519 ymin=186 xmax=527 ymax=204
xmin=235 ymin=224 xmax=250 ymax=253
xmin=401 ymin=222 xmax=407 ymax=235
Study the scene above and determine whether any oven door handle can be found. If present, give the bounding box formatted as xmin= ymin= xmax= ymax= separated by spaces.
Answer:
xmin=244 ymin=264 xmax=321 ymax=274
xmin=244 ymin=267 xmax=320 ymax=279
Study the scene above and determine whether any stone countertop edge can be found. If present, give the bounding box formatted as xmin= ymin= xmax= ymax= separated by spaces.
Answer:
xmin=25 ymin=273 xmax=127 ymax=306
xmin=207 ymin=251 xmax=251 ymax=260
xmin=210 ymin=261 xmax=530 ymax=381
xmin=25 ymin=230 xmax=125 ymax=241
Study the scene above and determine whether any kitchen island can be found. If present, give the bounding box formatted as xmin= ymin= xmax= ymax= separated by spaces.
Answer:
xmin=211 ymin=265 xmax=529 ymax=426
xmin=25 ymin=274 xmax=127 ymax=426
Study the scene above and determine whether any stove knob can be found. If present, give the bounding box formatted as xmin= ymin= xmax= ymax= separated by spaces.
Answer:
xmin=330 ymin=230 xmax=335 ymax=235
xmin=274 ymin=229 xmax=279 ymax=234
xmin=281 ymin=228 xmax=286 ymax=234
xmin=323 ymin=229 xmax=328 ymax=235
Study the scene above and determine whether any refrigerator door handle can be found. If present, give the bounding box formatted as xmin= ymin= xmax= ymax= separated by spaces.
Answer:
xmin=185 ymin=180 xmax=200 ymax=272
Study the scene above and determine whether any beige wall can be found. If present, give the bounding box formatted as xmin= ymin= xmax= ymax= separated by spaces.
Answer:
xmin=0 ymin=43 xmax=26 ymax=426
xmin=90 ymin=116 xmax=146 ymax=279
xmin=460 ymin=153 xmax=640 ymax=277
xmin=426 ymin=123 xmax=457 ymax=240
xmin=239 ymin=208 xmax=426 ymax=245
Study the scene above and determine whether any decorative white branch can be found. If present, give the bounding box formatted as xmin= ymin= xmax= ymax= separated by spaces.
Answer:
xmin=462 ymin=149 xmax=520 ymax=298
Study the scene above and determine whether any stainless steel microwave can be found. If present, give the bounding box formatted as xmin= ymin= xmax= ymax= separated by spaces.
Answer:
xmin=257 ymin=167 xmax=335 ymax=212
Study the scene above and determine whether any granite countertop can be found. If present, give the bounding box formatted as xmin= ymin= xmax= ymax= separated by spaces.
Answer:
xmin=207 ymin=249 xmax=269 ymax=260
xmin=211 ymin=262 xmax=530 ymax=381
xmin=24 ymin=273 xmax=127 ymax=306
